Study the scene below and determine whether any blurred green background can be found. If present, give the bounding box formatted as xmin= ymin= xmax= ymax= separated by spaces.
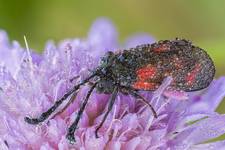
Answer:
xmin=0 ymin=0 xmax=225 ymax=112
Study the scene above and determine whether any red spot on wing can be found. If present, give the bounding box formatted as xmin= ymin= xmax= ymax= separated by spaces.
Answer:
xmin=185 ymin=63 xmax=201 ymax=85
xmin=173 ymin=57 xmax=183 ymax=69
xmin=153 ymin=44 xmax=170 ymax=52
xmin=132 ymin=65 xmax=158 ymax=90
xmin=136 ymin=66 xmax=157 ymax=80
xmin=132 ymin=81 xmax=157 ymax=90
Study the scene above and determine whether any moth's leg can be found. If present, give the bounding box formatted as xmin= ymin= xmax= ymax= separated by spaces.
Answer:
xmin=69 ymin=75 xmax=80 ymax=83
xmin=24 ymin=74 xmax=96 ymax=124
xmin=66 ymin=82 xmax=98 ymax=144
xmin=130 ymin=90 xmax=158 ymax=118
xmin=70 ymin=75 xmax=95 ymax=86
xmin=50 ymin=91 xmax=78 ymax=120
xmin=95 ymin=86 xmax=119 ymax=138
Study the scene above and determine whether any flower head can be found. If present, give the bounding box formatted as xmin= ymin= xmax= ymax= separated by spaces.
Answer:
xmin=0 ymin=18 xmax=225 ymax=150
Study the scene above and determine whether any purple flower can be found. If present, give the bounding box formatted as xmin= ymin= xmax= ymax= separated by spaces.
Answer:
xmin=0 ymin=18 xmax=225 ymax=150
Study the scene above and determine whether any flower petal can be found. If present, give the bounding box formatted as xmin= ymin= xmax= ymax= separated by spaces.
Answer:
xmin=88 ymin=17 xmax=118 ymax=56
xmin=121 ymin=136 xmax=141 ymax=150
xmin=170 ymin=115 xmax=225 ymax=149
xmin=124 ymin=33 xmax=155 ymax=48
xmin=105 ymin=140 xmax=121 ymax=150
xmin=189 ymin=77 xmax=225 ymax=113
xmin=189 ymin=140 xmax=225 ymax=150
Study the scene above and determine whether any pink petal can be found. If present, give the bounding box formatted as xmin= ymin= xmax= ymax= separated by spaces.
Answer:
xmin=124 ymin=33 xmax=155 ymax=48
xmin=106 ymin=140 xmax=121 ymax=150
xmin=186 ymin=115 xmax=225 ymax=145
xmin=121 ymin=136 xmax=141 ymax=150
xmin=190 ymin=140 xmax=225 ymax=150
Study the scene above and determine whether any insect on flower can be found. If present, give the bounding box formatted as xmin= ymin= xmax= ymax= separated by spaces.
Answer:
xmin=24 ymin=38 xmax=215 ymax=144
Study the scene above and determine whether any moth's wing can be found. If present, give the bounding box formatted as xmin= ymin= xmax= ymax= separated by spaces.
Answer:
xmin=131 ymin=65 xmax=161 ymax=91
xmin=154 ymin=39 xmax=192 ymax=52
xmin=132 ymin=81 xmax=160 ymax=91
